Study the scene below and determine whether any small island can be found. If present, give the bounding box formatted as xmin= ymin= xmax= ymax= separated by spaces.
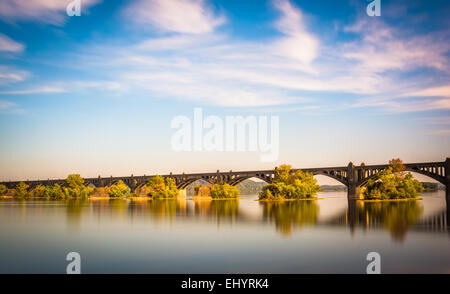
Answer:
xmin=136 ymin=175 xmax=180 ymax=199
xmin=362 ymin=159 xmax=424 ymax=201
xmin=0 ymin=174 xmax=94 ymax=199
xmin=193 ymin=183 xmax=240 ymax=200
xmin=259 ymin=164 xmax=321 ymax=200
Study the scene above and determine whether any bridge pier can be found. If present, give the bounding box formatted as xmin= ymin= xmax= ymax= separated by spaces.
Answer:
xmin=347 ymin=162 xmax=362 ymax=200
xmin=443 ymin=158 xmax=450 ymax=228
xmin=348 ymin=185 xmax=362 ymax=200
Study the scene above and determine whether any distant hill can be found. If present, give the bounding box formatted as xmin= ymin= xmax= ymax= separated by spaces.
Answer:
xmin=236 ymin=180 xmax=266 ymax=195
xmin=320 ymin=185 xmax=347 ymax=191
xmin=421 ymin=182 xmax=444 ymax=191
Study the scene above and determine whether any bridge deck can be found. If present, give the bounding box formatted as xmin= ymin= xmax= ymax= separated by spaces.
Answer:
xmin=0 ymin=161 xmax=447 ymax=185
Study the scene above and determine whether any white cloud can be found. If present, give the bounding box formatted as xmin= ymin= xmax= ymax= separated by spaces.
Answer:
xmin=126 ymin=0 xmax=226 ymax=34
xmin=5 ymin=0 xmax=449 ymax=113
xmin=401 ymin=85 xmax=450 ymax=98
xmin=0 ymin=99 xmax=24 ymax=114
xmin=341 ymin=19 xmax=449 ymax=73
xmin=272 ymin=0 xmax=319 ymax=67
xmin=0 ymin=86 xmax=65 ymax=95
xmin=421 ymin=116 xmax=450 ymax=125
xmin=0 ymin=99 xmax=15 ymax=110
xmin=121 ymin=71 xmax=295 ymax=106
xmin=0 ymin=66 xmax=29 ymax=85
xmin=135 ymin=34 xmax=224 ymax=51
xmin=352 ymin=97 xmax=450 ymax=113
xmin=0 ymin=34 xmax=25 ymax=53
xmin=0 ymin=0 xmax=101 ymax=25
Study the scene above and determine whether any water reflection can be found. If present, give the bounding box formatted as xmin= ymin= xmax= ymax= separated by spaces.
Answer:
xmin=193 ymin=199 xmax=239 ymax=222
xmin=128 ymin=199 xmax=188 ymax=221
xmin=0 ymin=192 xmax=449 ymax=273
xmin=357 ymin=201 xmax=423 ymax=242
xmin=0 ymin=193 xmax=447 ymax=241
xmin=66 ymin=198 xmax=88 ymax=229
xmin=260 ymin=200 xmax=319 ymax=236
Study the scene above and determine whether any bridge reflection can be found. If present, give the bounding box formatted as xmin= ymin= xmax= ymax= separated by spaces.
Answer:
xmin=48 ymin=193 xmax=449 ymax=241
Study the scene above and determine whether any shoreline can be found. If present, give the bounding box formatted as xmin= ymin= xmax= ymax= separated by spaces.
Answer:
xmin=257 ymin=198 xmax=322 ymax=202
xmin=358 ymin=198 xmax=422 ymax=202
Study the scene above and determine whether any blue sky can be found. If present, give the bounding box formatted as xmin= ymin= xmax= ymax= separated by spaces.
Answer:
xmin=0 ymin=0 xmax=449 ymax=181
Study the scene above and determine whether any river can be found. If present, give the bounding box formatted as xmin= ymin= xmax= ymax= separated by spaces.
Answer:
xmin=0 ymin=191 xmax=448 ymax=273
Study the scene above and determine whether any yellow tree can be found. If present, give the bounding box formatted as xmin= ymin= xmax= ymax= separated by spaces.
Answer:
xmin=0 ymin=184 xmax=7 ymax=196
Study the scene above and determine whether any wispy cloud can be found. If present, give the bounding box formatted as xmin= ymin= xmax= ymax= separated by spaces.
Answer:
xmin=0 ymin=86 xmax=65 ymax=95
xmin=272 ymin=0 xmax=319 ymax=68
xmin=0 ymin=0 xmax=101 ymax=25
xmin=401 ymin=85 xmax=450 ymax=98
xmin=422 ymin=116 xmax=450 ymax=136
xmin=125 ymin=0 xmax=226 ymax=34
xmin=0 ymin=99 xmax=24 ymax=114
xmin=342 ymin=18 xmax=450 ymax=73
xmin=0 ymin=33 xmax=25 ymax=53
xmin=0 ymin=99 xmax=14 ymax=110
xmin=352 ymin=97 xmax=450 ymax=113
xmin=2 ymin=0 xmax=450 ymax=113
xmin=0 ymin=66 xmax=29 ymax=85
xmin=421 ymin=116 xmax=450 ymax=126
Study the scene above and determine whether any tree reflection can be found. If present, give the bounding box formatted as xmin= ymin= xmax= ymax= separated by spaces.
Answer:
xmin=128 ymin=199 xmax=187 ymax=221
xmin=193 ymin=199 xmax=240 ymax=222
xmin=261 ymin=200 xmax=319 ymax=236
xmin=66 ymin=198 xmax=88 ymax=228
xmin=359 ymin=201 xmax=423 ymax=242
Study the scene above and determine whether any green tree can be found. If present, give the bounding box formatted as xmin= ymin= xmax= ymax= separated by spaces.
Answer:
xmin=363 ymin=159 xmax=423 ymax=200
xmin=32 ymin=185 xmax=47 ymax=197
xmin=145 ymin=175 xmax=179 ymax=199
xmin=15 ymin=182 xmax=29 ymax=197
xmin=65 ymin=174 xmax=85 ymax=189
xmin=164 ymin=177 xmax=179 ymax=198
xmin=63 ymin=174 xmax=93 ymax=198
xmin=107 ymin=180 xmax=129 ymax=198
xmin=210 ymin=183 xmax=240 ymax=199
xmin=46 ymin=184 xmax=65 ymax=199
xmin=259 ymin=165 xmax=321 ymax=200
xmin=0 ymin=184 xmax=7 ymax=196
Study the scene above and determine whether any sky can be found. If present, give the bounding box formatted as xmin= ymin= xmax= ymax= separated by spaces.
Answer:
xmin=0 ymin=0 xmax=449 ymax=182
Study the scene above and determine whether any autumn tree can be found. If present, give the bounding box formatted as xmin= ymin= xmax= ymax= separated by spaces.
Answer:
xmin=107 ymin=180 xmax=129 ymax=198
xmin=0 ymin=184 xmax=7 ymax=196
xmin=389 ymin=158 xmax=406 ymax=174
xmin=363 ymin=159 xmax=423 ymax=200
xmin=210 ymin=183 xmax=240 ymax=199
xmin=63 ymin=174 xmax=94 ymax=198
xmin=144 ymin=175 xmax=179 ymax=199
xmin=259 ymin=164 xmax=321 ymax=200
xmin=15 ymin=182 xmax=29 ymax=197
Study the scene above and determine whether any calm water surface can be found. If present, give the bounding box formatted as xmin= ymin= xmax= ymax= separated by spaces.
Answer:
xmin=0 ymin=191 xmax=449 ymax=273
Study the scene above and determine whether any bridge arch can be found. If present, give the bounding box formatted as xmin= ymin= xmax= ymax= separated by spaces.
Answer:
xmin=104 ymin=179 xmax=132 ymax=188
xmin=403 ymin=167 xmax=446 ymax=185
xmin=228 ymin=175 xmax=271 ymax=186
xmin=357 ymin=167 xmax=446 ymax=187
xmin=312 ymin=171 xmax=348 ymax=187
xmin=177 ymin=177 xmax=215 ymax=190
